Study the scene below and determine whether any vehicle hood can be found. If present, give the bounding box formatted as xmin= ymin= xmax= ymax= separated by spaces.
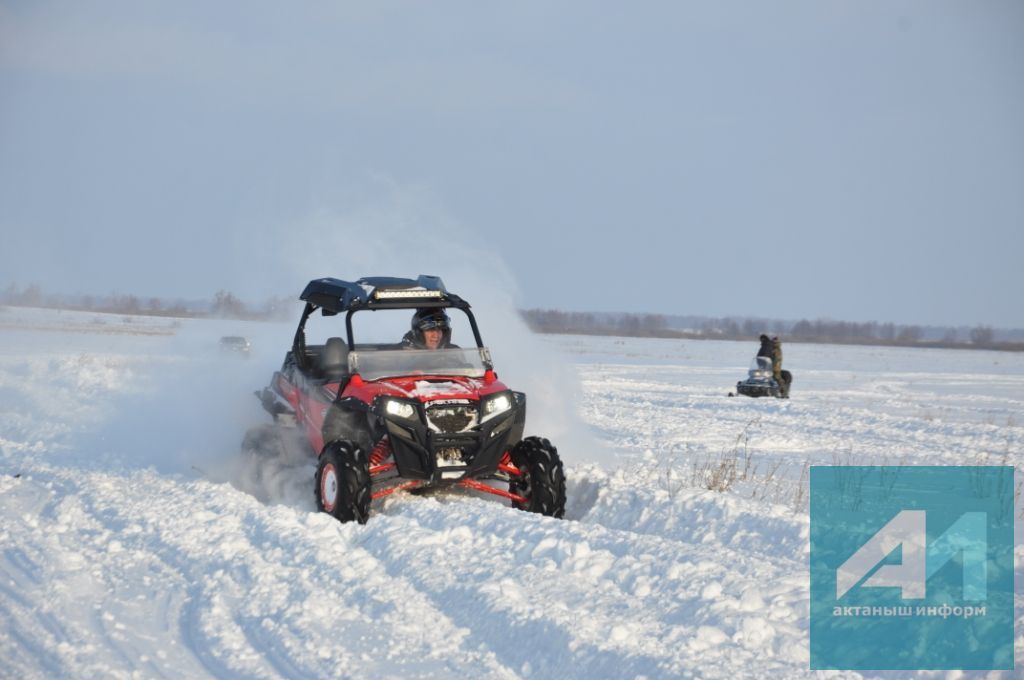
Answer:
xmin=369 ymin=375 xmax=503 ymax=402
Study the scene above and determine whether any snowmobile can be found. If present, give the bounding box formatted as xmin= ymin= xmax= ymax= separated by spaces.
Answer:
xmin=247 ymin=275 xmax=566 ymax=524
xmin=732 ymin=355 xmax=791 ymax=398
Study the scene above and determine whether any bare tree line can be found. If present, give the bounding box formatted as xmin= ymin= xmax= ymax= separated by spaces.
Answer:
xmin=2 ymin=284 xmax=1019 ymax=351
xmin=1 ymin=283 xmax=293 ymax=321
xmin=520 ymin=308 xmax=1022 ymax=351
xmin=518 ymin=309 xmax=677 ymax=338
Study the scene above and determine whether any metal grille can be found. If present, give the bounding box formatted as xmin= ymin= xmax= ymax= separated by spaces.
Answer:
xmin=426 ymin=403 xmax=478 ymax=433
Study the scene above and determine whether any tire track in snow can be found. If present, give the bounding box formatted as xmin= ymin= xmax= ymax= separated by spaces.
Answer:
xmin=365 ymin=496 xmax=668 ymax=678
xmin=362 ymin=493 xmax=810 ymax=679
xmin=53 ymin=467 xmax=516 ymax=679
xmin=0 ymin=476 xmax=95 ymax=679
xmin=568 ymin=467 xmax=808 ymax=570
xmin=1 ymin=469 xmax=214 ymax=679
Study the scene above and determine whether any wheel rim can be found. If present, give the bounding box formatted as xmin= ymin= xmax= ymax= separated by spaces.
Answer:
xmin=321 ymin=463 xmax=338 ymax=511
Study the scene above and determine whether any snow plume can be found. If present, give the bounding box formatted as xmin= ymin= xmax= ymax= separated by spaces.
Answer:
xmin=52 ymin=324 xmax=323 ymax=509
xmin=266 ymin=177 xmax=615 ymax=467
xmin=75 ymin=333 xmax=269 ymax=476
xmin=219 ymin=425 xmax=316 ymax=509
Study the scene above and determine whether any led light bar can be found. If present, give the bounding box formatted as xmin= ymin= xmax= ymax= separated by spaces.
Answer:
xmin=374 ymin=289 xmax=443 ymax=300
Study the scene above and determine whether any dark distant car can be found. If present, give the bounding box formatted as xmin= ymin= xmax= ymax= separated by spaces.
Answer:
xmin=220 ymin=336 xmax=251 ymax=355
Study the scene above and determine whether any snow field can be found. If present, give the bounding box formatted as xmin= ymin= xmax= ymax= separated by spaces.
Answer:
xmin=1 ymin=311 xmax=1022 ymax=678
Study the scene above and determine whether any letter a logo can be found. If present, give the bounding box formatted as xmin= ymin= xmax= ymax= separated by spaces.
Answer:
xmin=836 ymin=510 xmax=926 ymax=599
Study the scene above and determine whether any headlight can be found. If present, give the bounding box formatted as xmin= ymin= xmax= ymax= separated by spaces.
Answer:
xmin=384 ymin=399 xmax=416 ymax=420
xmin=481 ymin=393 xmax=512 ymax=422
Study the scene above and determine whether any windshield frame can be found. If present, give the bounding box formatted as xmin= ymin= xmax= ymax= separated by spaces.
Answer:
xmin=349 ymin=347 xmax=493 ymax=381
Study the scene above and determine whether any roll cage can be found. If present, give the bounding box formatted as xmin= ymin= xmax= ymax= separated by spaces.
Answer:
xmin=291 ymin=276 xmax=486 ymax=372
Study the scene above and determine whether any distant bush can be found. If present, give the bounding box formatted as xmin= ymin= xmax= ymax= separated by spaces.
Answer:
xmin=520 ymin=308 xmax=1023 ymax=352
xmin=970 ymin=325 xmax=994 ymax=346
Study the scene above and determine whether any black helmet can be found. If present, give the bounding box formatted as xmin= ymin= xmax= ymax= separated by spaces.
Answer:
xmin=759 ymin=334 xmax=769 ymax=343
xmin=410 ymin=308 xmax=452 ymax=347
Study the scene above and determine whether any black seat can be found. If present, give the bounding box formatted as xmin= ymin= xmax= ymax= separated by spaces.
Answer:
xmin=321 ymin=337 xmax=349 ymax=381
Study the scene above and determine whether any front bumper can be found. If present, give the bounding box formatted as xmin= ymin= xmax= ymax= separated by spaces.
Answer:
xmin=736 ymin=379 xmax=780 ymax=398
xmin=380 ymin=393 xmax=526 ymax=484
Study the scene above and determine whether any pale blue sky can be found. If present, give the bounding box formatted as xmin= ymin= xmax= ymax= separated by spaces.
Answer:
xmin=1 ymin=1 xmax=1022 ymax=327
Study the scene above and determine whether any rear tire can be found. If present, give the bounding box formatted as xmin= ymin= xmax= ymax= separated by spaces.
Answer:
xmin=509 ymin=436 xmax=566 ymax=519
xmin=315 ymin=441 xmax=371 ymax=524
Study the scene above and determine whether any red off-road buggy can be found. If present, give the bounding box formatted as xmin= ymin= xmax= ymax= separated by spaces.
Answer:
xmin=249 ymin=276 xmax=566 ymax=524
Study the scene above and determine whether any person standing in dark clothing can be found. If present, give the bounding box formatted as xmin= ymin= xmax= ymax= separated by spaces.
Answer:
xmin=771 ymin=336 xmax=789 ymax=397
xmin=757 ymin=334 xmax=773 ymax=359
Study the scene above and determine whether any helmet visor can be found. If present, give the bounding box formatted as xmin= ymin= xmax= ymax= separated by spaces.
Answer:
xmin=417 ymin=314 xmax=450 ymax=331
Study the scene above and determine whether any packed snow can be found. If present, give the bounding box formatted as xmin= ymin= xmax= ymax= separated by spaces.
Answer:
xmin=1 ymin=307 xmax=1021 ymax=679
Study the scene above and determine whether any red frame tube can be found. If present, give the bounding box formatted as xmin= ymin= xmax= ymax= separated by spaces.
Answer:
xmin=459 ymin=478 xmax=527 ymax=503
xmin=371 ymin=481 xmax=423 ymax=500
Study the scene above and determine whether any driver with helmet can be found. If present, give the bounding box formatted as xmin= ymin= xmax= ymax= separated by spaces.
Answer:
xmin=401 ymin=309 xmax=460 ymax=350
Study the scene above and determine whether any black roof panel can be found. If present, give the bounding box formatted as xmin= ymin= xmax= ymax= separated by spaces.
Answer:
xmin=299 ymin=275 xmax=453 ymax=313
